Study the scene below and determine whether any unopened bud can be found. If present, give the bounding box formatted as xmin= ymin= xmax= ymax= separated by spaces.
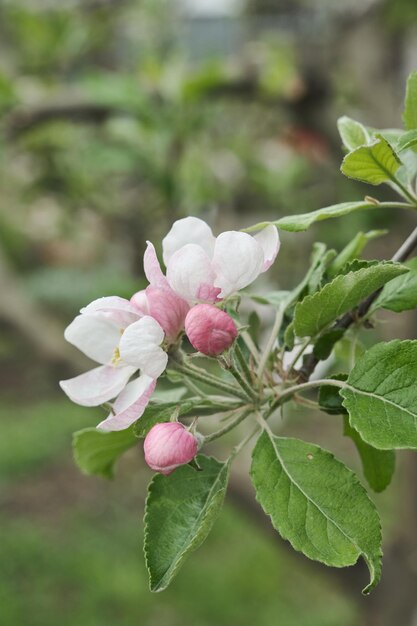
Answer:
xmin=185 ymin=304 xmax=237 ymax=356
xmin=144 ymin=422 xmax=198 ymax=475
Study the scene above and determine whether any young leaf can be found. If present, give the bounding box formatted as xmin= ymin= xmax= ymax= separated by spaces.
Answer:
xmin=327 ymin=230 xmax=387 ymax=278
xmin=341 ymin=340 xmax=417 ymax=449
xmin=319 ymin=375 xmax=348 ymax=414
xmin=343 ymin=418 xmax=395 ymax=493
xmin=144 ymin=455 xmax=230 ymax=592
xmin=293 ymin=262 xmax=408 ymax=337
xmin=403 ymin=71 xmax=417 ymax=130
xmin=250 ymin=431 xmax=382 ymax=594
xmin=370 ymin=257 xmax=417 ymax=313
xmin=397 ymin=129 xmax=417 ymax=152
xmin=337 ymin=116 xmax=370 ymax=151
xmin=73 ymin=426 xmax=138 ymax=479
xmin=273 ymin=201 xmax=379 ymax=232
xmin=341 ymin=136 xmax=402 ymax=186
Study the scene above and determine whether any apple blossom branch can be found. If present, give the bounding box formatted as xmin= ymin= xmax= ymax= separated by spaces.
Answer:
xmin=297 ymin=223 xmax=417 ymax=383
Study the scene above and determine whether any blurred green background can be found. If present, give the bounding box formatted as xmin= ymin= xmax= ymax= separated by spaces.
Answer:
xmin=1 ymin=1 xmax=417 ymax=624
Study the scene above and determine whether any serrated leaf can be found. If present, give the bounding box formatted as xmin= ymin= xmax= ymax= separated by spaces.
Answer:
xmin=73 ymin=426 xmax=138 ymax=479
xmin=337 ymin=116 xmax=370 ymax=151
xmin=343 ymin=417 xmax=395 ymax=493
xmin=273 ymin=201 xmax=379 ymax=232
xmin=250 ymin=431 xmax=382 ymax=594
xmin=144 ymin=455 xmax=230 ymax=592
xmin=341 ymin=340 xmax=417 ymax=449
xmin=341 ymin=136 xmax=402 ymax=186
xmin=293 ymin=261 xmax=408 ymax=337
xmin=403 ymin=71 xmax=417 ymax=130
xmin=371 ymin=257 xmax=417 ymax=313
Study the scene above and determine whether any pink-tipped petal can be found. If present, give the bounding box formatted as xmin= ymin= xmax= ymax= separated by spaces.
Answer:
xmin=162 ymin=217 xmax=216 ymax=266
xmin=97 ymin=375 xmax=156 ymax=431
xmin=64 ymin=313 xmax=121 ymax=364
xmin=254 ymin=224 xmax=280 ymax=271
xmin=185 ymin=304 xmax=238 ymax=356
xmin=212 ymin=231 xmax=264 ymax=297
xmin=144 ymin=422 xmax=198 ymax=475
xmin=81 ymin=296 xmax=141 ymax=328
xmin=166 ymin=243 xmax=217 ymax=304
xmin=144 ymin=241 xmax=168 ymax=288
xmin=119 ymin=316 xmax=168 ymax=378
xmin=146 ymin=285 xmax=189 ymax=341
xmin=59 ymin=364 xmax=135 ymax=407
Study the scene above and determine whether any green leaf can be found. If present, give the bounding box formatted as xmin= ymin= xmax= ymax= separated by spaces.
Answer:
xmin=144 ymin=455 xmax=230 ymax=592
xmin=327 ymin=230 xmax=387 ymax=278
xmin=273 ymin=201 xmax=379 ymax=232
xmin=134 ymin=398 xmax=216 ymax=439
xmin=319 ymin=375 xmax=348 ymax=414
xmin=403 ymin=71 xmax=417 ymax=130
xmin=313 ymin=329 xmax=346 ymax=360
xmin=293 ymin=262 xmax=408 ymax=337
xmin=397 ymin=129 xmax=417 ymax=152
xmin=250 ymin=431 xmax=382 ymax=594
xmin=341 ymin=340 xmax=417 ymax=449
xmin=73 ymin=426 xmax=138 ymax=479
xmin=343 ymin=417 xmax=395 ymax=493
xmin=337 ymin=116 xmax=370 ymax=151
xmin=371 ymin=257 xmax=417 ymax=313
xmin=341 ymin=136 xmax=402 ymax=186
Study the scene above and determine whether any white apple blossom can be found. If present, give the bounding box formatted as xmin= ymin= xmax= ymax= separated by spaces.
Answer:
xmin=60 ymin=296 xmax=167 ymax=431
xmin=160 ymin=217 xmax=280 ymax=303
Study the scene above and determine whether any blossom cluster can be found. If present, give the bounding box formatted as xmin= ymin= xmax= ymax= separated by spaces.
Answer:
xmin=60 ymin=217 xmax=279 ymax=471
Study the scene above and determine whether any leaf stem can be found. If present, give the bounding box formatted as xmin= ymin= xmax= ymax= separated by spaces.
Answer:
xmin=174 ymin=361 xmax=248 ymax=401
xmin=257 ymin=306 xmax=284 ymax=382
xmin=205 ymin=408 xmax=252 ymax=443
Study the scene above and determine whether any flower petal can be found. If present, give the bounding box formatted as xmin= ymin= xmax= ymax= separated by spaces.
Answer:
xmin=59 ymin=364 xmax=135 ymax=407
xmin=162 ymin=217 xmax=216 ymax=266
xmin=146 ymin=285 xmax=189 ymax=341
xmin=119 ymin=316 xmax=168 ymax=378
xmin=64 ymin=314 xmax=121 ymax=364
xmin=212 ymin=231 xmax=265 ymax=297
xmin=166 ymin=243 xmax=217 ymax=303
xmin=130 ymin=290 xmax=150 ymax=315
xmin=143 ymin=241 xmax=168 ymax=288
xmin=81 ymin=296 xmax=141 ymax=328
xmin=97 ymin=375 xmax=156 ymax=431
xmin=254 ymin=224 xmax=280 ymax=271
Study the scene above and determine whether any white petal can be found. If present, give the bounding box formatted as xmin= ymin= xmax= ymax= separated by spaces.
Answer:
xmin=212 ymin=231 xmax=265 ymax=297
xmin=166 ymin=244 xmax=218 ymax=303
xmin=143 ymin=241 xmax=168 ymax=288
xmin=97 ymin=375 xmax=156 ymax=432
xmin=64 ymin=314 xmax=121 ymax=364
xmin=81 ymin=296 xmax=141 ymax=328
xmin=59 ymin=365 xmax=135 ymax=407
xmin=254 ymin=225 xmax=280 ymax=271
xmin=119 ymin=316 xmax=168 ymax=378
xmin=130 ymin=290 xmax=150 ymax=315
xmin=162 ymin=217 xmax=216 ymax=266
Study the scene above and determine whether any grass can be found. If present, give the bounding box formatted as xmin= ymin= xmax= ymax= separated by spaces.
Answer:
xmin=0 ymin=398 xmax=358 ymax=626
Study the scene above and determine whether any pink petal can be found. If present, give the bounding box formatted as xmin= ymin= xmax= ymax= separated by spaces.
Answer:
xmin=59 ymin=365 xmax=135 ymax=407
xmin=97 ymin=375 xmax=156 ymax=432
xmin=146 ymin=285 xmax=189 ymax=341
xmin=143 ymin=241 xmax=168 ymax=288
xmin=130 ymin=290 xmax=150 ymax=315
xmin=144 ymin=422 xmax=198 ymax=474
xmin=162 ymin=217 xmax=216 ymax=266
xmin=212 ymin=231 xmax=265 ymax=297
xmin=166 ymin=243 xmax=217 ymax=304
xmin=254 ymin=225 xmax=280 ymax=271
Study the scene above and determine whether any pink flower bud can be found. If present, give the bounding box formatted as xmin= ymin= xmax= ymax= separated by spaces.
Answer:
xmin=185 ymin=304 xmax=237 ymax=356
xmin=144 ymin=422 xmax=198 ymax=475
